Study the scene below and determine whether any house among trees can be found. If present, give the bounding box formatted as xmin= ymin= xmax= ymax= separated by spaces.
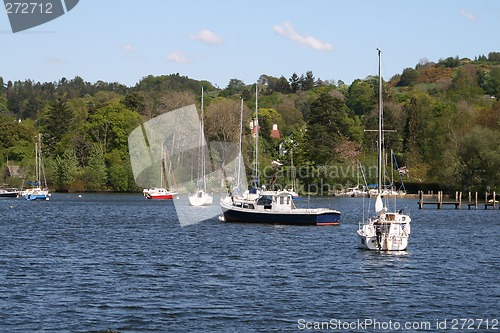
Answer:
xmin=250 ymin=120 xmax=281 ymax=139
xmin=250 ymin=119 xmax=260 ymax=138
xmin=270 ymin=124 xmax=281 ymax=139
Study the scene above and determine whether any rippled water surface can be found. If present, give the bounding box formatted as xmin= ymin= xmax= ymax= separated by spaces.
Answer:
xmin=1 ymin=194 xmax=498 ymax=332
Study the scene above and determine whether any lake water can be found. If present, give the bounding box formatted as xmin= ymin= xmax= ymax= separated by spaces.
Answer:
xmin=0 ymin=194 xmax=498 ymax=332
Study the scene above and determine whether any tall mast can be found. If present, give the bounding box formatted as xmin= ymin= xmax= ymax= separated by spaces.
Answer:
xmin=35 ymin=140 xmax=39 ymax=186
xmin=201 ymin=86 xmax=206 ymax=192
xmin=377 ymin=48 xmax=383 ymax=195
xmin=237 ymin=98 xmax=243 ymax=189
xmin=254 ymin=85 xmax=259 ymax=188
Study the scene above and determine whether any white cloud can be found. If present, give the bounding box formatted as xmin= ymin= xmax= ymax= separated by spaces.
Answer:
xmin=272 ymin=22 xmax=333 ymax=51
xmin=119 ymin=43 xmax=134 ymax=53
xmin=459 ymin=9 xmax=478 ymax=22
xmin=166 ymin=51 xmax=189 ymax=63
xmin=189 ymin=29 xmax=223 ymax=45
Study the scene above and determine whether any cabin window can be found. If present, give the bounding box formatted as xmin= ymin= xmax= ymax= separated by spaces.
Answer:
xmin=242 ymin=203 xmax=254 ymax=209
xmin=280 ymin=196 xmax=284 ymax=205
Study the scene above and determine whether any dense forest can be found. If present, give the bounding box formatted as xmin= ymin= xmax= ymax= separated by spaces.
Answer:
xmin=1 ymin=52 xmax=499 ymax=194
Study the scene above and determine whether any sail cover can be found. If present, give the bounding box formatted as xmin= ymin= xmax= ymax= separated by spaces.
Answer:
xmin=375 ymin=194 xmax=384 ymax=215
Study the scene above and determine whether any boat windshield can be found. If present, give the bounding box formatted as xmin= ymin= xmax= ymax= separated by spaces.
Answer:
xmin=257 ymin=195 xmax=273 ymax=206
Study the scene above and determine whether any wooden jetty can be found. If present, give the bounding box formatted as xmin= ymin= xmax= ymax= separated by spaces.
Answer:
xmin=419 ymin=191 xmax=499 ymax=210
xmin=418 ymin=191 xmax=461 ymax=209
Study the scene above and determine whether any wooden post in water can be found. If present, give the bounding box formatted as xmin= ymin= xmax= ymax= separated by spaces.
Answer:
xmin=437 ymin=191 xmax=442 ymax=209
xmin=468 ymin=191 xmax=478 ymax=209
xmin=458 ymin=191 xmax=462 ymax=209
xmin=418 ymin=190 xmax=423 ymax=209
xmin=484 ymin=191 xmax=497 ymax=209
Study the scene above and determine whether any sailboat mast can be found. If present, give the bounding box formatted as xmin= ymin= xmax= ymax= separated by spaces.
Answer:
xmin=201 ymin=86 xmax=206 ymax=192
xmin=35 ymin=141 xmax=39 ymax=186
xmin=161 ymin=143 xmax=165 ymax=188
xmin=237 ymin=98 xmax=243 ymax=188
xmin=254 ymin=85 xmax=259 ymax=188
xmin=377 ymin=48 xmax=383 ymax=195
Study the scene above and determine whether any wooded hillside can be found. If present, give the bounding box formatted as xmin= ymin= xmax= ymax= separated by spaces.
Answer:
xmin=1 ymin=52 xmax=499 ymax=193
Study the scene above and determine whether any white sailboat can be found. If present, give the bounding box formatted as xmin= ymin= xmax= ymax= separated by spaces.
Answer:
xmin=189 ymin=87 xmax=213 ymax=206
xmin=22 ymin=134 xmax=50 ymax=201
xmin=357 ymin=49 xmax=411 ymax=251
xmin=143 ymin=143 xmax=178 ymax=200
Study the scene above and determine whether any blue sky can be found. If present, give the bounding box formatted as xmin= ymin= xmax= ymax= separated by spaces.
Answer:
xmin=1 ymin=0 xmax=499 ymax=88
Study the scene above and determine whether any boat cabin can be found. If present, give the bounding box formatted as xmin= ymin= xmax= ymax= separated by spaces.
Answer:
xmin=256 ymin=191 xmax=296 ymax=211
xmin=231 ymin=191 xmax=297 ymax=211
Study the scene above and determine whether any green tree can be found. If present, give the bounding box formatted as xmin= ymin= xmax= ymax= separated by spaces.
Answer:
xmin=40 ymin=98 xmax=74 ymax=156
xmin=106 ymin=149 xmax=129 ymax=192
xmin=447 ymin=66 xmax=484 ymax=101
xmin=273 ymin=76 xmax=291 ymax=94
xmin=220 ymin=79 xmax=246 ymax=97
xmin=84 ymin=100 xmax=141 ymax=152
xmin=488 ymin=52 xmax=500 ymax=63
xmin=402 ymin=94 xmax=434 ymax=164
xmin=397 ymin=68 xmax=420 ymax=86
xmin=53 ymin=148 xmax=78 ymax=191
xmin=459 ymin=126 xmax=500 ymax=191
xmin=483 ymin=67 xmax=500 ymax=96
xmin=289 ymin=73 xmax=300 ymax=93
xmin=299 ymin=71 xmax=315 ymax=91
xmin=82 ymin=144 xmax=107 ymax=191
xmin=305 ymin=92 xmax=360 ymax=165
xmin=346 ymin=80 xmax=375 ymax=116
xmin=440 ymin=56 xmax=460 ymax=68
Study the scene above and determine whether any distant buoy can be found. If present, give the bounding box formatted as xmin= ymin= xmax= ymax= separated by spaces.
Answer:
xmin=10 ymin=205 xmax=13 ymax=209
xmin=78 ymin=195 xmax=82 ymax=198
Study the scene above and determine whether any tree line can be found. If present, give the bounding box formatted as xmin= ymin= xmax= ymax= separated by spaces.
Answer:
xmin=0 ymin=53 xmax=499 ymax=194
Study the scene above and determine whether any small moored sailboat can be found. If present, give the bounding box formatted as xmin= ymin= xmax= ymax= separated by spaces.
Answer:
xmin=22 ymin=134 xmax=50 ymax=201
xmin=357 ymin=49 xmax=411 ymax=250
xmin=189 ymin=87 xmax=213 ymax=206
xmin=143 ymin=144 xmax=177 ymax=200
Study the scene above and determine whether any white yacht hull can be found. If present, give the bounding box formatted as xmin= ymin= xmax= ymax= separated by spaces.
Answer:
xmin=189 ymin=191 xmax=213 ymax=206
xmin=357 ymin=213 xmax=411 ymax=251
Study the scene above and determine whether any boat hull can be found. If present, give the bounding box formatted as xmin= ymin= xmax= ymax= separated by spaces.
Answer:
xmin=25 ymin=193 xmax=49 ymax=201
xmin=357 ymin=232 xmax=409 ymax=251
xmin=146 ymin=194 xmax=176 ymax=200
xmin=188 ymin=191 xmax=213 ymax=206
xmin=221 ymin=206 xmax=340 ymax=226
xmin=0 ymin=191 xmax=19 ymax=198
xmin=357 ymin=218 xmax=411 ymax=251
xmin=143 ymin=188 xmax=177 ymax=200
